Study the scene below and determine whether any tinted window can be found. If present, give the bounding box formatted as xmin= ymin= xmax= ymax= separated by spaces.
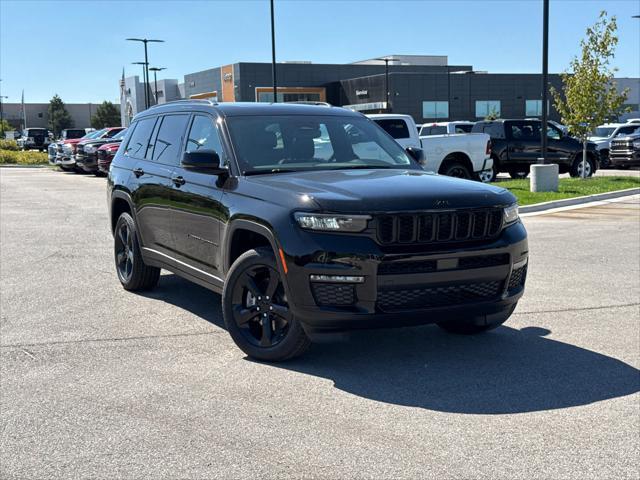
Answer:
xmin=151 ymin=115 xmax=190 ymax=165
xmin=226 ymin=115 xmax=413 ymax=174
xmin=186 ymin=115 xmax=224 ymax=154
xmin=616 ymin=126 xmax=638 ymax=136
xmin=65 ymin=129 xmax=85 ymax=139
xmin=124 ymin=117 xmax=156 ymax=159
xmin=422 ymin=126 xmax=447 ymax=136
xmin=374 ymin=119 xmax=410 ymax=139
xmin=105 ymin=128 xmax=124 ymax=138
xmin=509 ymin=122 xmax=541 ymax=140
xmin=454 ymin=124 xmax=473 ymax=133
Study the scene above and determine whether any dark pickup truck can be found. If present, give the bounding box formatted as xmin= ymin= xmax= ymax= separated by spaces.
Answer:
xmin=472 ymin=119 xmax=599 ymax=180
xmin=609 ymin=128 xmax=640 ymax=168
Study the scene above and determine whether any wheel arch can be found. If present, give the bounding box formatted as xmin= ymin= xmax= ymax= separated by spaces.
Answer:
xmin=224 ymin=219 xmax=282 ymax=275
xmin=438 ymin=152 xmax=474 ymax=176
xmin=110 ymin=191 xmax=136 ymax=234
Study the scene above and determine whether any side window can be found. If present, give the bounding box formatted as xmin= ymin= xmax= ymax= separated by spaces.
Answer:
xmin=186 ymin=115 xmax=224 ymax=155
xmin=617 ymin=126 xmax=637 ymax=136
xmin=547 ymin=125 xmax=561 ymax=140
xmin=374 ymin=119 xmax=410 ymax=139
xmin=151 ymin=114 xmax=190 ymax=165
xmin=124 ymin=117 xmax=156 ymax=159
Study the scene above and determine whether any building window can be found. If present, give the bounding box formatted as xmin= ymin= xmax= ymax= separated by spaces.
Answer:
xmin=526 ymin=100 xmax=548 ymax=116
xmin=422 ymin=101 xmax=449 ymax=119
xmin=258 ymin=91 xmax=321 ymax=103
xmin=37 ymin=113 xmax=43 ymax=118
xmin=475 ymin=100 xmax=501 ymax=118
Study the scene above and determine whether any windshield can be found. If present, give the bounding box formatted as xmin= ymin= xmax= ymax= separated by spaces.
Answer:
xmin=26 ymin=129 xmax=46 ymax=136
xmin=84 ymin=129 xmax=107 ymax=140
xmin=226 ymin=115 xmax=415 ymax=175
xmin=111 ymin=129 xmax=127 ymax=140
xmin=593 ymin=127 xmax=616 ymax=137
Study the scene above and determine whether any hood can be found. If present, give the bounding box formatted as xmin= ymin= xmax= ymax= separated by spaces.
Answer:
xmin=588 ymin=136 xmax=609 ymax=143
xmin=98 ymin=141 xmax=121 ymax=151
xmin=78 ymin=137 xmax=118 ymax=147
xmin=242 ymin=169 xmax=515 ymax=212
xmin=63 ymin=138 xmax=83 ymax=145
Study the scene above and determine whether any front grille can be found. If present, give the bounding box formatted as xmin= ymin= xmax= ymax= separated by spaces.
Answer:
xmin=611 ymin=140 xmax=633 ymax=151
xmin=375 ymin=208 xmax=503 ymax=245
xmin=377 ymin=280 xmax=503 ymax=312
xmin=508 ymin=265 xmax=527 ymax=291
xmin=378 ymin=253 xmax=510 ymax=276
xmin=311 ymin=283 xmax=356 ymax=307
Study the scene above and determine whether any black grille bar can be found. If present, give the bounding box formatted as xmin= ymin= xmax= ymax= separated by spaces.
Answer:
xmin=375 ymin=208 xmax=503 ymax=245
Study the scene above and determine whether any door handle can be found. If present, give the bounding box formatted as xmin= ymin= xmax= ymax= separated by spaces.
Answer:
xmin=172 ymin=176 xmax=186 ymax=187
xmin=133 ymin=167 xmax=144 ymax=178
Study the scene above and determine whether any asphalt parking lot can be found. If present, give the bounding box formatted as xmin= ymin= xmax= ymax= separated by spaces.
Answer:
xmin=1 ymin=167 xmax=639 ymax=479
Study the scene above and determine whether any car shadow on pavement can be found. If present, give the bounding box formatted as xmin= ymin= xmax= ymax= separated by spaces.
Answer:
xmin=148 ymin=274 xmax=640 ymax=415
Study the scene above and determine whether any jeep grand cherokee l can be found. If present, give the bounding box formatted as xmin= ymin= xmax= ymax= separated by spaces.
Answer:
xmin=108 ymin=101 xmax=528 ymax=361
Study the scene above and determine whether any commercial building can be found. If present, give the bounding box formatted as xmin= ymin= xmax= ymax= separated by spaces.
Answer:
xmin=118 ymin=55 xmax=640 ymax=124
xmin=119 ymin=75 xmax=184 ymax=126
xmin=1 ymin=102 xmax=120 ymax=130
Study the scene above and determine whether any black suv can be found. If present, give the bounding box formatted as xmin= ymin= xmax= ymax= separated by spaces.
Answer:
xmin=472 ymin=119 xmax=599 ymax=180
xmin=108 ymin=101 xmax=528 ymax=361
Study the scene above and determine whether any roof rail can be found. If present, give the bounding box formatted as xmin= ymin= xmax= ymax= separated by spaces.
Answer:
xmin=149 ymin=99 xmax=218 ymax=109
xmin=285 ymin=101 xmax=333 ymax=107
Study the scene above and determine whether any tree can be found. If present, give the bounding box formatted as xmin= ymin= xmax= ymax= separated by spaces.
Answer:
xmin=48 ymin=95 xmax=73 ymax=137
xmin=551 ymin=11 xmax=628 ymax=178
xmin=484 ymin=107 xmax=500 ymax=121
xmin=0 ymin=119 xmax=11 ymax=136
xmin=91 ymin=101 xmax=121 ymax=129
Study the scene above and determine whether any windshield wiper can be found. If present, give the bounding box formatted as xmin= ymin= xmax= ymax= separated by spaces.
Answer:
xmin=243 ymin=168 xmax=299 ymax=176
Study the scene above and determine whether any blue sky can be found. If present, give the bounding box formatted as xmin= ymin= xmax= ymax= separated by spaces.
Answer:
xmin=1 ymin=0 xmax=638 ymax=104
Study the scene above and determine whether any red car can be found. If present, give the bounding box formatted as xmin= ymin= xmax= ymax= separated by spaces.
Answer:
xmin=97 ymin=141 xmax=123 ymax=175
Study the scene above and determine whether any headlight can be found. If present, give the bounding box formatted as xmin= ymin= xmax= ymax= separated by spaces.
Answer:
xmin=503 ymin=204 xmax=519 ymax=225
xmin=294 ymin=212 xmax=371 ymax=232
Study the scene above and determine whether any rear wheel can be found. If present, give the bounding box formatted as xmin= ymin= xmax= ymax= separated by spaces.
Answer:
xmin=113 ymin=212 xmax=160 ymax=291
xmin=222 ymin=248 xmax=311 ymax=361
xmin=441 ymin=161 xmax=472 ymax=179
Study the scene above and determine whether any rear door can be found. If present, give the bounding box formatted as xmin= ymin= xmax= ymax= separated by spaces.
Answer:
xmin=169 ymin=113 xmax=226 ymax=277
xmin=506 ymin=120 xmax=541 ymax=164
xmin=125 ymin=115 xmax=175 ymax=256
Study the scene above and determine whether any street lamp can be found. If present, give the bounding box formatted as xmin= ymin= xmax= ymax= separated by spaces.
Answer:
xmin=0 ymin=95 xmax=7 ymax=138
xmin=270 ymin=0 xmax=277 ymax=102
xmin=132 ymin=62 xmax=149 ymax=110
xmin=126 ymin=38 xmax=164 ymax=109
xmin=375 ymin=57 xmax=397 ymax=113
xmin=149 ymin=67 xmax=167 ymax=104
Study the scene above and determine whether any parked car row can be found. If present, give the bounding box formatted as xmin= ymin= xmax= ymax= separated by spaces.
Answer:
xmin=588 ymin=119 xmax=640 ymax=168
xmin=48 ymin=127 xmax=126 ymax=174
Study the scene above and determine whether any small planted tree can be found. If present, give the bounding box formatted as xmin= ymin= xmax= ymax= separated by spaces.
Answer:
xmin=91 ymin=101 xmax=121 ymax=129
xmin=48 ymin=95 xmax=73 ymax=137
xmin=551 ymin=11 xmax=628 ymax=178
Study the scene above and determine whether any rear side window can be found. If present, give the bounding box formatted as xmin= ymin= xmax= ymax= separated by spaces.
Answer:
xmin=374 ymin=119 xmax=410 ymax=139
xmin=422 ymin=126 xmax=447 ymax=136
xmin=124 ymin=117 xmax=157 ymax=159
xmin=454 ymin=124 xmax=473 ymax=133
xmin=151 ymin=114 xmax=190 ymax=165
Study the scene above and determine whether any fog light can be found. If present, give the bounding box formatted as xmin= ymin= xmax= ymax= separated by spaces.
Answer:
xmin=309 ymin=274 xmax=364 ymax=283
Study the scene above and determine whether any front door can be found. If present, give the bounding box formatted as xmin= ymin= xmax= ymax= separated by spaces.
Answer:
xmin=170 ymin=114 xmax=227 ymax=277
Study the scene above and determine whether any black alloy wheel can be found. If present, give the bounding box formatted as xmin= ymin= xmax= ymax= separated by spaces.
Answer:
xmin=113 ymin=212 xmax=160 ymax=291
xmin=223 ymin=248 xmax=311 ymax=361
xmin=115 ymin=221 xmax=134 ymax=284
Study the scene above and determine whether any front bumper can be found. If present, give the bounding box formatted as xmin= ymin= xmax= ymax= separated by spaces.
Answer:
xmin=610 ymin=150 xmax=640 ymax=167
xmin=281 ymin=221 xmax=528 ymax=335
xmin=60 ymin=155 xmax=76 ymax=166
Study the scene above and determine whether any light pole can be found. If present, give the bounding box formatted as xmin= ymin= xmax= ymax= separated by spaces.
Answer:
xmin=0 ymin=95 xmax=7 ymax=138
xmin=375 ymin=57 xmax=397 ymax=113
xmin=132 ymin=62 xmax=149 ymax=111
xmin=149 ymin=67 xmax=166 ymax=104
xmin=270 ymin=0 xmax=277 ymax=102
xmin=126 ymin=38 xmax=164 ymax=109
xmin=540 ymin=0 xmax=549 ymax=165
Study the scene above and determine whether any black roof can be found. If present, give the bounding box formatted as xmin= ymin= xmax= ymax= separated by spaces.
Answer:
xmin=136 ymin=101 xmax=362 ymax=120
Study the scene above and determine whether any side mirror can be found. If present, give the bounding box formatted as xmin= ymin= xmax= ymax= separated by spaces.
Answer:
xmin=182 ymin=149 xmax=227 ymax=174
xmin=406 ymin=146 xmax=424 ymax=163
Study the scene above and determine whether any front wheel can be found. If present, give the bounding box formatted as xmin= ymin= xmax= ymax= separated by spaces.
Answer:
xmin=569 ymin=156 xmax=594 ymax=178
xmin=222 ymin=248 xmax=311 ymax=361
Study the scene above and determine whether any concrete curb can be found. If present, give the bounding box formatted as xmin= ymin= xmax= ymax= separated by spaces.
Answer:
xmin=519 ymin=187 xmax=640 ymax=214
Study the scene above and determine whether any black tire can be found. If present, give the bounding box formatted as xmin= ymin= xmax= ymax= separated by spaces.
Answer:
xmin=441 ymin=161 xmax=472 ymax=179
xmin=113 ymin=212 xmax=160 ymax=291
xmin=508 ymin=169 xmax=529 ymax=179
xmin=437 ymin=305 xmax=516 ymax=335
xmin=222 ymin=248 xmax=311 ymax=361
xmin=59 ymin=165 xmax=73 ymax=172
xmin=569 ymin=155 xmax=595 ymax=178
xmin=600 ymin=150 xmax=610 ymax=169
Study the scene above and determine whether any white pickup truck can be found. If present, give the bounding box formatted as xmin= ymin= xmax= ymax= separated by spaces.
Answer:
xmin=368 ymin=114 xmax=493 ymax=182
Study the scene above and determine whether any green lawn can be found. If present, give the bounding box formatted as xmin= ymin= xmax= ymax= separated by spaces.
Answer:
xmin=494 ymin=176 xmax=640 ymax=206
